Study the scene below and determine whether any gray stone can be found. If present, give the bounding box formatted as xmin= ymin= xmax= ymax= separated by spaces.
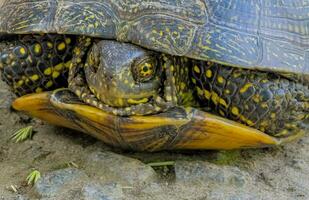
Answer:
xmin=139 ymin=182 xmax=165 ymax=198
xmin=175 ymin=161 xmax=250 ymax=187
xmin=85 ymin=151 xmax=157 ymax=185
xmin=34 ymin=168 xmax=89 ymax=198
xmin=82 ymin=182 xmax=124 ymax=200
xmin=208 ymin=188 xmax=261 ymax=200
xmin=290 ymin=159 xmax=307 ymax=170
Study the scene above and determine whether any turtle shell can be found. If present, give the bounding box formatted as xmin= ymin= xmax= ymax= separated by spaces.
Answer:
xmin=0 ymin=0 xmax=308 ymax=80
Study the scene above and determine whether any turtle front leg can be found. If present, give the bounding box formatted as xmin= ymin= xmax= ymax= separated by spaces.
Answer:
xmin=0 ymin=34 xmax=75 ymax=96
xmin=191 ymin=61 xmax=309 ymax=138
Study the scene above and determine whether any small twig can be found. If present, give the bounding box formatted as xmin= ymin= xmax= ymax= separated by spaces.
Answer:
xmin=67 ymin=161 xmax=79 ymax=168
xmin=146 ymin=161 xmax=175 ymax=167
xmin=9 ymin=185 xmax=18 ymax=193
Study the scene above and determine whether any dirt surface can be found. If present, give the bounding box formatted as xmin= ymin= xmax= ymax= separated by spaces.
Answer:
xmin=0 ymin=80 xmax=308 ymax=200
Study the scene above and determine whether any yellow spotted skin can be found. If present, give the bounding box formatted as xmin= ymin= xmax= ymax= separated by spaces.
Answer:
xmin=0 ymin=34 xmax=76 ymax=96
xmin=191 ymin=61 xmax=309 ymax=137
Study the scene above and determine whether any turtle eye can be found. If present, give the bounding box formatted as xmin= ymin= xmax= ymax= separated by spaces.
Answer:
xmin=133 ymin=58 xmax=157 ymax=82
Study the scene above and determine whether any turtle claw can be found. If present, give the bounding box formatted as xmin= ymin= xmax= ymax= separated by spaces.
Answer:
xmin=12 ymin=89 xmax=288 ymax=151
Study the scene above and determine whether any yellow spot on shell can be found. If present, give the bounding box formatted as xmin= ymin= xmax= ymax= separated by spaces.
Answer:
xmin=17 ymin=80 xmax=24 ymax=87
xmin=47 ymin=42 xmax=53 ymax=48
xmin=35 ymin=87 xmax=43 ymax=93
xmin=65 ymin=38 xmax=71 ymax=44
xmin=233 ymin=71 xmax=241 ymax=78
xmin=34 ymin=44 xmax=42 ymax=54
xmin=261 ymin=103 xmax=268 ymax=108
xmin=260 ymin=120 xmax=269 ymax=128
xmin=247 ymin=120 xmax=254 ymax=126
xmin=191 ymin=78 xmax=197 ymax=84
xmin=19 ymin=47 xmax=26 ymax=55
xmin=194 ymin=65 xmax=200 ymax=73
xmin=170 ymin=65 xmax=174 ymax=72
xmin=240 ymin=83 xmax=253 ymax=94
xmin=219 ymin=98 xmax=228 ymax=108
xmin=57 ymin=42 xmax=66 ymax=51
xmin=217 ymin=76 xmax=225 ymax=84
xmin=210 ymin=92 xmax=227 ymax=107
xmin=52 ymin=71 xmax=60 ymax=78
xmin=252 ymin=94 xmax=260 ymax=103
xmin=219 ymin=110 xmax=225 ymax=116
xmin=64 ymin=61 xmax=72 ymax=68
xmin=117 ymin=98 xmax=124 ymax=106
xmin=127 ymin=98 xmax=149 ymax=104
xmin=204 ymin=90 xmax=211 ymax=99
xmin=180 ymin=82 xmax=186 ymax=90
xmin=197 ymin=87 xmax=203 ymax=96
xmin=44 ymin=68 xmax=52 ymax=75
xmin=231 ymin=106 xmax=240 ymax=116
xmin=30 ymin=74 xmax=39 ymax=81
xmin=45 ymin=81 xmax=53 ymax=88
xmin=155 ymin=106 xmax=161 ymax=111
xmin=166 ymin=95 xmax=172 ymax=101
xmin=54 ymin=63 xmax=64 ymax=71
xmin=206 ymin=70 xmax=212 ymax=78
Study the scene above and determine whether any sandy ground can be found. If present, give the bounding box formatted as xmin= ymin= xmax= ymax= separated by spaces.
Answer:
xmin=0 ymin=80 xmax=308 ymax=200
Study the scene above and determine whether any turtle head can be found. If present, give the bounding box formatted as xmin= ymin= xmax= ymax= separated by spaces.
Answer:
xmin=84 ymin=41 xmax=163 ymax=108
xmin=75 ymin=40 xmax=196 ymax=116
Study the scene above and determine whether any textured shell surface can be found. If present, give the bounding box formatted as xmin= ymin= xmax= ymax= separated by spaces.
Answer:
xmin=0 ymin=0 xmax=309 ymax=79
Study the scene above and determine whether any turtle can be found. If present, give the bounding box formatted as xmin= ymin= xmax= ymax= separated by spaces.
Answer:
xmin=0 ymin=0 xmax=308 ymax=151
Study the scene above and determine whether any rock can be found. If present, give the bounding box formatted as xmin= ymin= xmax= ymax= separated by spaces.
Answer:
xmin=174 ymin=161 xmax=250 ymax=187
xmin=289 ymin=158 xmax=307 ymax=171
xmin=85 ymin=151 xmax=157 ymax=185
xmin=140 ymin=182 xmax=164 ymax=197
xmin=34 ymin=168 xmax=89 ymax=198
xmin=82 ymin=182 xmax=124 ymax=200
